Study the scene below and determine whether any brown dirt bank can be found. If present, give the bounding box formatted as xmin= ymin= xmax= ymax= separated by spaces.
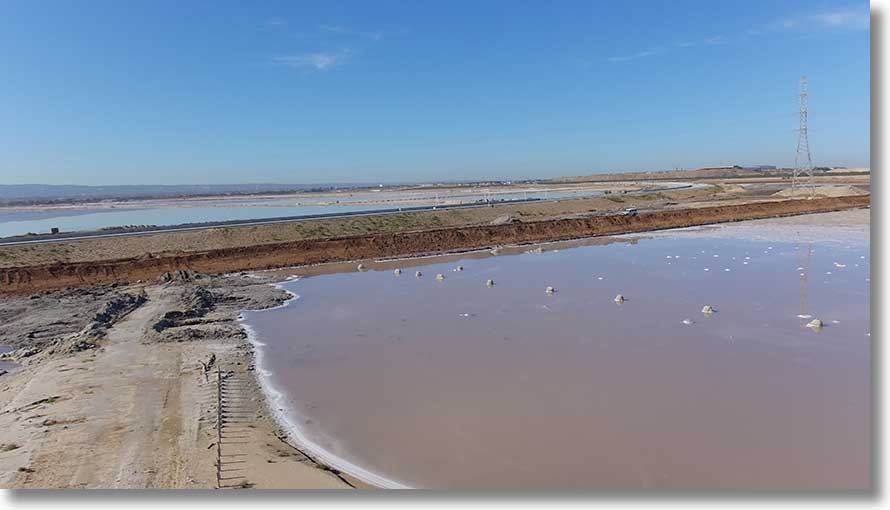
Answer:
xmin=0 ymin=195 xmax=869 ymax=295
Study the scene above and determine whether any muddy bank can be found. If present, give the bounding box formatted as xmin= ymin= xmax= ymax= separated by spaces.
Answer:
xmin=0 ymin=195 xmax=869 ymax=295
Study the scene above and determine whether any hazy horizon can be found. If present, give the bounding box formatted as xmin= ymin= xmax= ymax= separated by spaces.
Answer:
xmin=1 ymin=0 xmax=870 ymax=185
xmin=5 ymin=161 xmax=870 ymax=190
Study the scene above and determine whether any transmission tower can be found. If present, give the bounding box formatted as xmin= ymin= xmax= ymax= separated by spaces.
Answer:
xmin=792 ymin=76 xmax=814 ymax=198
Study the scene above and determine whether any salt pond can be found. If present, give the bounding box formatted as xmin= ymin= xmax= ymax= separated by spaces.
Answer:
xmin=0 ymin=188 xmax=601 ymax=238
xmin=241 ymin=213 xmax=870 ymax=489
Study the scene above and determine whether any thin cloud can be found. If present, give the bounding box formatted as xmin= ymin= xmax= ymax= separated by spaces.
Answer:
xmin=773 ymin=7 xmax=869 ymax=32
xmin=607 ymin=49 xmax=661 ymax=62
xmin=606 ymin=6 xmax=867 ymax=64
xmin=607 ymin=36 xmax=722 ymax=62
xmin=271 ymin=49 xmax=351 ymax=72
xmin=265 ymin=17 xmax=288 ymax=26
xmin=810 ymin=8 xmax=869 ymax=29
xmin=319 ymin=24 xmax=386 ymax=41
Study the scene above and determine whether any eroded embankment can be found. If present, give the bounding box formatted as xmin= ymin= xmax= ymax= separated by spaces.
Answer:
xmin=0 ymin=195 xmax=869 ymax=295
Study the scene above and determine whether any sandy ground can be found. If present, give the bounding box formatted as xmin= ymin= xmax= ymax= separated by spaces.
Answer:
xmin=0 ymin=274 xmax=362 ymax=489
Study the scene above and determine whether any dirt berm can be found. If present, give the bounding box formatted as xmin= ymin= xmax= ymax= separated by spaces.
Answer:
xmin=0 ymin=195 xmax=869 ymax=295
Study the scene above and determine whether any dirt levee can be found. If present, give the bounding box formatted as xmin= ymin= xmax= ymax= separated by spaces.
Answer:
xmin=0 ymin=195 xmax=869 ymax=295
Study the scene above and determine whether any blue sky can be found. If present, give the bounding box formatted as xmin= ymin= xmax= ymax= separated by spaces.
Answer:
xmin=0 ymin=0 xmax=870 ymax=185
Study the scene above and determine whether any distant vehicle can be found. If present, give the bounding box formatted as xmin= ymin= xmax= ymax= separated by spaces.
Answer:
xmin=622 ymin=207 xmax=638 ymax=216
xmin=50 ymin=227 xmax=60 ymax=234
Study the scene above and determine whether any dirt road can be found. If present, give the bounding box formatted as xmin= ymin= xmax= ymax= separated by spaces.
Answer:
xmin=0 ymin=281 xmax=354 ymax=489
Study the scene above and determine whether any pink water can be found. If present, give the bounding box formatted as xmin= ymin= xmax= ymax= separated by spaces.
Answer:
xmin=243 ymin=221 xmax=870 ymax=489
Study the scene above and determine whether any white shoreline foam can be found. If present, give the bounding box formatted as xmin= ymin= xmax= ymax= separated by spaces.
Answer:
xmin=239 ymin=279 xmax=413 ymax=489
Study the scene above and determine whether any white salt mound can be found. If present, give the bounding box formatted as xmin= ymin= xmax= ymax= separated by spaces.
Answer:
xmin=807 ymin=319 xmax=824 ymax=329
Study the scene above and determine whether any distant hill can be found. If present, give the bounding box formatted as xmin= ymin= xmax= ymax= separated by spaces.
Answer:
xmin=0 ymin=183 xmax=375 ymax=206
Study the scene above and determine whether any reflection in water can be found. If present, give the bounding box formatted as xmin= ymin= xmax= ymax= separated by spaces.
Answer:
xmin=243 ymin=225 xmax=870 ymax=489
xmin=796 ymin=242 xmax=813 ymax=324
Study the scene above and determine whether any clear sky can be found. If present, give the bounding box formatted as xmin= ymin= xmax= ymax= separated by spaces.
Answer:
xmin=0 ymin=0 xmax=870 ymax=185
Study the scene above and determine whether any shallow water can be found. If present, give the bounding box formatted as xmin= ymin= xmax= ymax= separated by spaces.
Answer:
xmin=0 ymin=189 xmax=601 ymax=238
xmin=243 ymin=220 xmax=870 ymax=489
xmin=0 ymin=203 xmax=397 ymax=238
